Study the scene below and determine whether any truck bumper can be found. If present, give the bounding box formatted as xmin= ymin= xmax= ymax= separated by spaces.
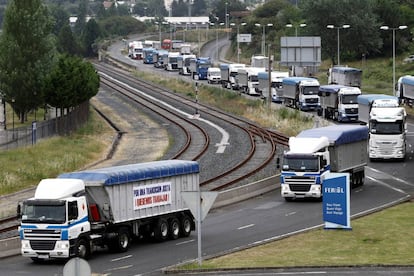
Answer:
xmin=21 ymin=239 xmax=70 ymax=259
xmin=369 ymin=148 xmax=405 ymax=160
xmin=281 ymin=184 xmax=322 ymax=199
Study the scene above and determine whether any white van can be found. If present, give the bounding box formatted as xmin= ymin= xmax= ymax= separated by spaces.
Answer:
xmin=207 ymin=67 xmax=221 ymax=84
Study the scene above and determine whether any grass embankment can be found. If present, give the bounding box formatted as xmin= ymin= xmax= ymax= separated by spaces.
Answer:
xmin=0 ymin=110 xmax=114 ymax=199
xmin=178 ymin=202 xmax=414 ymax=270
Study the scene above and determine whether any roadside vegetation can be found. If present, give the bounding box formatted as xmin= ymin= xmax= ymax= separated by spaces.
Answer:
xmin=176 ymin=201 xmax=414 ymax=270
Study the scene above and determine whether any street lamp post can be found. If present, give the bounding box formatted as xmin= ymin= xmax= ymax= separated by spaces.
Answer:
xmin=11 ymin=97 xmax=15 ymax=138
xmin=285 ymin=23 xmax=306 ymax=37
xmin=230 ymin=22 xmax=246 ymax=63
xmin=380 ymin=25 xmax=408 ymax=94
xmin=327 ymin=24 xmax=350 ymax=65
xmin=255 ymin=23 xmax=273 ymax=56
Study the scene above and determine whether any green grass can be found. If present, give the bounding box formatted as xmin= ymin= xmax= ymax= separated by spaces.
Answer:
xmin=174 ymin=201 xmax=414 ymax=271
xmin=0 ymin=109 xmax=113 ymax=197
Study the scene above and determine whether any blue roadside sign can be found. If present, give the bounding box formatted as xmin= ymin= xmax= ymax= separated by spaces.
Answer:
xmin=322 ymin=172 xmax=351 ymax=230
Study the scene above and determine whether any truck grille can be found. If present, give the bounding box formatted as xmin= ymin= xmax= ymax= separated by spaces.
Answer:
xmin=305 ymin=98 xmax=319 ymax=104
xmin=23 ymin=229 xmax=61 ymax=240
xmin=284 ymin=177 xmax=316 ymax=192
xmin=345 ymin=108 xmax=358 ymax=114
xmin=30 ymin=240 xmax=56 ymax=250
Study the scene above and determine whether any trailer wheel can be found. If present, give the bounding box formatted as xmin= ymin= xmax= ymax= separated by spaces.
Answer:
xmin=108 ymin=228 xmax=130 ymax=252
xmin=75 ymin=238 xmax=90 ymax=259
xmin=154 ymin=218 xmax=169 ymax=242
xmin=180 ymin=215 xmax=192 ymax=237
xmin=169 ymin=217 xmax=180 ymax=240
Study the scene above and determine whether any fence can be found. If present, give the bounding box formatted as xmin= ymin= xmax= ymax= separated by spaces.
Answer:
xmin=0 ymin=101 xmax=90 ymax=151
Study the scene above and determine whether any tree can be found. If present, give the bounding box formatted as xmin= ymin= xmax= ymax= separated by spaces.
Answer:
xmin=57 ymin=24 xmax=81 ymax=56
xmin=301 ymin=0 xmax=383 ymax=64
xmin=193 ymin=0 xmax=207 ymax=16
xmin=81 ymin=18 xmax=101 ymax=57
xmin=44 ymin=54 xmax=99 ymax=111
xmin=0 ymin=0 xmax=55 ymax=123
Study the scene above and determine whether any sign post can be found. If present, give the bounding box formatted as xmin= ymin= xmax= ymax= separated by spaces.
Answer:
xmin=182 ymin=191 xmax=218 ymax=265
xmin=323 ymin=172 xmax=351 ymax=230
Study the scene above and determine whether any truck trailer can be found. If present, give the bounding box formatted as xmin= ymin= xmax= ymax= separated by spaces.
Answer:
xmin=279 ymin=125 xmax=368 ymax=201
xmin=396 ymin=75 xmax=414 ymax=106
xmin=317 ymin=84 xmax=361 ymax=122
xmin=18 ymin=160 xmax=198 ymax=261
xmin=328 ymin=66 xmax=362 ymax=87
xmin=237 ymin=67 xmax=266 ymax=95
xmin=178 ymin=54 xmax=196 ymax=75
xmin=153 ymin=49 xmax=169 ymax=69
xmin=257 ymin=71 xmax=289 ymax=103
xmin=219 ymin=63 xmax=246 ymax=89
xmin=357 ymin=94 xmax=407 ymax=160
xmin=281 ymin=77 xmax=320 ymax=110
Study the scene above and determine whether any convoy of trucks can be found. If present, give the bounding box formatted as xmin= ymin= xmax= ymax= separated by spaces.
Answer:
xmin=357 ymin=94 xmax=407 ymax=160
xmin=328 ymin=66 xmax=362 ymax=87
xmin=279 ymin=125 xmax=369 ymax=201
xmin=281 ymin=77 xmax=320 ymax=110
xmin=317 ymin=84 xmax=361 ymax=122
xmin=257 ymin=71 xmax=289 ymax=102
xmin=396 ymin=75 xmax=414 ymax=105
xmin=18 ymin=160 xmax=198 ymax=261
xmin=236 ymin=67 xmax=266 ymax=95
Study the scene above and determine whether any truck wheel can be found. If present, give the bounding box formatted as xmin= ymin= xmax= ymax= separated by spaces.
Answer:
xmin=154 ymin=218 xmax=169 ymax=242
xmin=75 ymin=238 xmax=90 ymax=259
xmin=117 ymin=228 xmax=130 ymax=252
xmin=169 ymin=217 xmax=180 ymax=240
xmin=180 ymin=215 xmax=192 ymax=237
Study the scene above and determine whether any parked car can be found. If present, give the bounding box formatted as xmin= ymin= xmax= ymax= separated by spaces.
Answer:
xmin=403 ymin=55 xmax=414 ymax=63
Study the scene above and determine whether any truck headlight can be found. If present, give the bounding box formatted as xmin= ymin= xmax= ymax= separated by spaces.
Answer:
xmin=21 ymin=240 xmax=31 ymax=249
xmin=55 ymin=241 xmax=70 ymax=250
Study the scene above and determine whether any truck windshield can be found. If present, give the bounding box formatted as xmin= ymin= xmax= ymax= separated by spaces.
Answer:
xmin=341 ymin=94 xmax=359 ymax=104
xmin=282 ymin=155 xmax=319 ymax=172
xmin=271 ymin=82 xmax=282 ymax=89
xmin=199 ymin=64 xmax=211 ymax=69
xmin=21 ymin=200 xmax=66 ymax=224
xmin=370 ymin=121 xmax=404 ymax=134
xmin=249 ymin=76 xmax=259 ymax=82
xmin=302 ymin=86 xmax=319 ymax=95
xmin=169 ymin=58 xmax=178 ymax=63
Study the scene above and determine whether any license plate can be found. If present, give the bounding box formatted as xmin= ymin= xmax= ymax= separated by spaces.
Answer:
xmin=38 ymin=254 xmax=50 ymax=259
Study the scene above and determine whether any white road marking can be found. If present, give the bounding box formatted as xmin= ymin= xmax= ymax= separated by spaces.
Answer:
xmin=238 ymin=224 xmax=255 ymax=230
xmin=111 ymin=255 xmax=133 ymax=262
xmin=176 ymin=239 xmax=195 ymax=245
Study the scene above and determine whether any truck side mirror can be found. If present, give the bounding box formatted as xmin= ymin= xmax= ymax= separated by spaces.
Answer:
xmin=276 ymin=157 xmax=280 ymax=169
xmin=16 ymin=202 xmax=22 ymax=218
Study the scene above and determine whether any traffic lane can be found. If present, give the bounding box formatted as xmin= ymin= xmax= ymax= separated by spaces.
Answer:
xmin=367 ymin=121 xmax=414 ymax=190
xmin=200 ymin=177 xmax=408 ymax=259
